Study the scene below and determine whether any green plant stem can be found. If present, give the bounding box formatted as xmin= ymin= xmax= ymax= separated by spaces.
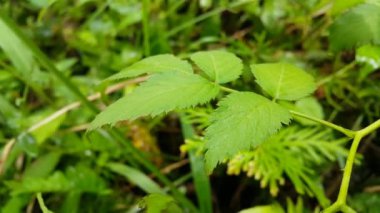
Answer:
xmin=341 ymin=205 xmax=356 ymax=213
xmin=142 ymin=0 xmax=150 ymax=56
xmin=336 ymin=135 xmax=362 ymax=203
xmin=36 ymin=193 xmax=53 ymax=213
xmin=289 ymin=110 xmax=355 ymax=137
xmin=357 ymin=119 xmax=380 ymax=136
xmin=323 ymin=136 xmax=361 ymax=213
xmin=220 ymin=86 xmax=238 ymax=93
xmin=317 ymin=61 xmax=356 ymax=86
xmin=336 ymin=119 xmax=380 ymax=203
xmin=324 ymin=118 xmax=380 ymax=212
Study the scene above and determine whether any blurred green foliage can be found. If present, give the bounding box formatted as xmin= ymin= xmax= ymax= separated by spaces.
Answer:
xmin=0 ymin=0 xmax=380 ymax=212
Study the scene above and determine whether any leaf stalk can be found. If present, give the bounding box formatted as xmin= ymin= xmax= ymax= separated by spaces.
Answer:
xmin=323 ymin=118 xmax=380 ymax=212
xmin=289 ymin=110 xmax=355 ymax=137
xmin=220 ymin=86 xmax=238 ymax=93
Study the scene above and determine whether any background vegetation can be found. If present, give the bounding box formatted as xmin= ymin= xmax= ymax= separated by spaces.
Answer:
xmin=1 ymin=0 xmax=380 ymax=212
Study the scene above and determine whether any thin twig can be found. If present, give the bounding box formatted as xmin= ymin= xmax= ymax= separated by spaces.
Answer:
xmin=364 ymin=185 xmax=380 ymax=193
xmin=32 ymin=76 xmax=147 ymax=133
xmin=160 ymin=159 xmax=189 ymax=174
xmin=0 ymin=139 xmax=16 ymax=174
xmin=0 ymin=77 xmax=147 ymax=175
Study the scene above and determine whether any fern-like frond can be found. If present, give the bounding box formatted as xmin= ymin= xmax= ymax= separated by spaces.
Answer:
xmin=227 ymin=126 xmax=349 ymax=206
xmin=182 ymin=105 xmax=213 ymax=131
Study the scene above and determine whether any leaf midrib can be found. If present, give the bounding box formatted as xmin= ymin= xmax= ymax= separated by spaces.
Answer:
xmin=274 ymin=63 xmax=285 ymax=100
xmin=209 ymin=54 xmax=219 ymax=83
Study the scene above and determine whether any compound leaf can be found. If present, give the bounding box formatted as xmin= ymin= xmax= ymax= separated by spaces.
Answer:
xmin=107 ymin=54 xmax=193 ymax=80
xmin=190 ymin=50 xmax=243 ymax=83
xmin=91 ymin=72 xmax=219 ymax=129
xmin=251 ymin=62 xmax=316 ymax=101
xmin=329 ymin=3 xmax=380 ymax=51
xmin=204 ymin=92 xmax=292 ymax=171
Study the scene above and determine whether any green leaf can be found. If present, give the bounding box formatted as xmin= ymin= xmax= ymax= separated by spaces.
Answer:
xmin=0 ymin=95 xmax=20 ymax=128
xmin=190 ymin=50 xmax=243 ymax=83
xmin=0 ymin=18 xmax=37 ymax=78
xmin=107 ymin=163 xmax=163 ymax=194
xmin=30 ymin=112 xmax=66 ymax=145
xmin=251 ymin=62 xmax=316 ymax=101
xmin=239 ymin=203 xmax=284 ymax=213
xmin=350 ymin=192 xmax=380 ymax=212
xmin=65 ymin=165 xmax=108 ymax=194
xmin=356 ymin=44 xmax=380 ymax=69
xmin=139 ymin=194 xmax=183 ymax=213
xmin=286 ymin=197 xmax=304 ymax=213
xmin=331 ymin=0 xmax=364 ymax=15
xmin=1 ymin=195 xmax=30 ymax=213
xmin=356 ymin=44 xmax=380 ymax=80
xmin=294 ymin=97 xmax=324 ymax=126
xmin=17 ymin=133 xmax=39 ymax=158
xmin=28 ymin=0 xmax=57 ymax=8
xmin=91 ymin=72 xmax=220 ymax=129
xmin=204 ymin=92 xmax=292 ymax=171
xmin=329 ymin=3 xmax=380 ymax=51
xmin=23 ymin=152 xmax=61 ymax=178
xmin=60 ymin=191 xmax=81 ymax=213
xmin=0 ymin=16 xmax=49 ymax=86
xmin=6 ymin=172 xmax=71 ymax=195
xmin=7 ymin=165 xmax=108 ymax=195
xmin=107 ymin=54 xmax=193 ymax=80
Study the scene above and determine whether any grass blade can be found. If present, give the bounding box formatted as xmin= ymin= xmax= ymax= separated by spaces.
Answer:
xmin=107 ymin=162 xmax=163 ymax=194
xmin=180 ymin=115 xmax=213 ymax=213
